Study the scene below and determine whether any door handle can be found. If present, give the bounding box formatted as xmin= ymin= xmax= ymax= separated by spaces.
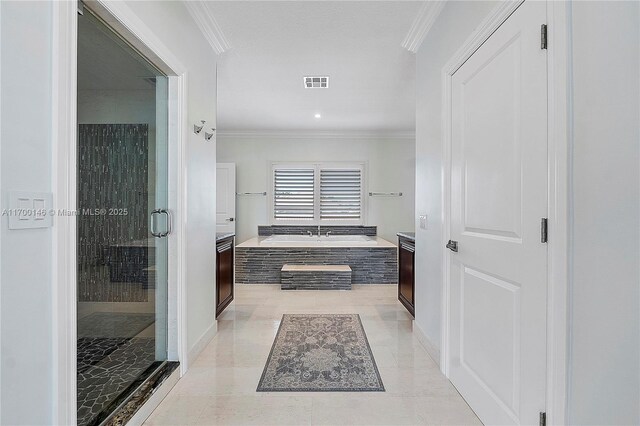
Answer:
xmin=151 ymin=209 xmax=171 ymax=238
xmin=159 ymin=209 xmax=172 ymax=237
xmin=150 ymin=209 xmax=162 ymax=237
xmin=225 ymin=217 xmax=234 ymax=222
xmin=446 ymin=240 xmax=458 ymax=252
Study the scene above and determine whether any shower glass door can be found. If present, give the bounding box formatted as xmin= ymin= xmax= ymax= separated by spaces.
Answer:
xmin=76 ymin=9 xmax=169 ymax=426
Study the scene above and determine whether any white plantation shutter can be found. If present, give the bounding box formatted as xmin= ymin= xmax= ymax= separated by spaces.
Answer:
xmin=273 ymin=168 xmax=315 ymax=220
xmin=320 ymin=168 xmax=362 ymax=220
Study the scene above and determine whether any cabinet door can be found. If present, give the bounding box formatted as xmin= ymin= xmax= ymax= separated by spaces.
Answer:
xmin=216 ymin=239 xmax=234 ymax=317
xmin=398 ymin=240 xmax=415 ymax=316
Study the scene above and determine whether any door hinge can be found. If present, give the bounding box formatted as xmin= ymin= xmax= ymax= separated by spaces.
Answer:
xmin=540 ymin=412 xmax=547 ymax=426
xmin=541 ymin=218 xmax=548 ymax=243
xmin=541 ymin=24 xmax=548 ymax=49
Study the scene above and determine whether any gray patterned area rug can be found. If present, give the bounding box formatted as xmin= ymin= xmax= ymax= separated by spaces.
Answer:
xmin=257 ymin=314 xmax=384 ymax=392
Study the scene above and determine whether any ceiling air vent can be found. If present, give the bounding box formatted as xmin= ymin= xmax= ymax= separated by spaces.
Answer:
xmin=304 ymin=76 xmax=329 ymax=89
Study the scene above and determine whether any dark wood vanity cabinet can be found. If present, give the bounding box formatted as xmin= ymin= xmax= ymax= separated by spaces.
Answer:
xmin=398 ymin=235 xmax=415 ymax=317
xmin=216 ymin=236 xmax=234 ymax=318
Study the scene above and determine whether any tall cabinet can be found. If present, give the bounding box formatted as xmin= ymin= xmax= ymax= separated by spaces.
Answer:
xmin=397 ymin=232 xmax=415 ymax=317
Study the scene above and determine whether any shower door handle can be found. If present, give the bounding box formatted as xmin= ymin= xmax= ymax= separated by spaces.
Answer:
xmin=150 ymin=209 xmax=172 ymax=238
xmin=150 ymin=209 xmax=163 ymax=237
xmin=159 ymin=209 xmax=172 ymax=237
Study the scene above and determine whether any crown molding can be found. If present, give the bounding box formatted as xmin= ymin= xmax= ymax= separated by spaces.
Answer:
xmin=217 ymin=130 xmax=416 ymax=141
xmin=401 ymin=0 xmax=447 ymax=53
xmin=184 ymin=1 xmax=231 ymax=55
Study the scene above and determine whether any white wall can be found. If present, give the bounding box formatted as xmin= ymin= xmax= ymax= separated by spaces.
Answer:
xmin=569 ymin=2 xmax=640 ymax=424
xmin=217 ymin=135 xmax=415 ymax=243
xmin=0 ymin=1 xmax=218 ymax=423
xmin=414 ymin=0 xmax=498 ymax=356
xmin=0 ymin=2 xmax=54 ymax=424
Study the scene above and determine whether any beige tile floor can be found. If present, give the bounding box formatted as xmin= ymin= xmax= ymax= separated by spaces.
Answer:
xmin=144 ymin=284 xmax=482 ymax=426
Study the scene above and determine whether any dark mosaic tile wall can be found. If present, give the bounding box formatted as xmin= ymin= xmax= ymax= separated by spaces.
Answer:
xmin=78 ymin=266 xmax=149 ymax=303
xmin=281 ymin=270 xmax=352 ymax=290
xmin=258 ymin=225 xmax=377 ymax=236
xmin=77 ymin=124 xmax=150 ymax=302
xmin=236 ymin=247 xmax=397 ymax=284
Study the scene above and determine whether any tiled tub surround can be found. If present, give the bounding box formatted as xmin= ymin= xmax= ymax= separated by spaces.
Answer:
xmin=236 ymin=236 xmax=397 ymax=284
xmin=281 ymin=264 xmax=352 ymax=290
xmin=258 ymin=225 xmax=377 ymax=236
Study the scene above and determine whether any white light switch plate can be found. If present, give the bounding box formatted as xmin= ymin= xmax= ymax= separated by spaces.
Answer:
xmin=419 ymin=214 xmax=428 ymax=230
xmin=7 ymin=191 xmax=53 ymax=229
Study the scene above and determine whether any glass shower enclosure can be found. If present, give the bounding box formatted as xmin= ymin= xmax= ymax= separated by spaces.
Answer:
xmin=76 ymin=9 xmax=169 ymax=425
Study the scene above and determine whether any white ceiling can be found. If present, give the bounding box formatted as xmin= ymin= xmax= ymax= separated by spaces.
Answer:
xmin=209 ymin=1 xmax=422 ymax=133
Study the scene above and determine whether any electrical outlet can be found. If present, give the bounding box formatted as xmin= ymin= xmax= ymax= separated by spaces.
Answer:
xmin=419 ymin=214 xmax=427 ymax=230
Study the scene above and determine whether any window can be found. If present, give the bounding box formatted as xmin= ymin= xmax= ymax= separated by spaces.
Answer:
xmin=271 ymin=163 xmax=365 ymax=224
xmin=273 ymin=168 xmax=315 ymax=221
xmin=320 ymin=168 xmax=362 ymax=220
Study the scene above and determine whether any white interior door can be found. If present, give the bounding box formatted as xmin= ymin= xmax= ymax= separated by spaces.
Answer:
xmin=216 ymin=163 xmax=236 ymax=233
xmin=448 ymin=1 xmax=548 ymax=425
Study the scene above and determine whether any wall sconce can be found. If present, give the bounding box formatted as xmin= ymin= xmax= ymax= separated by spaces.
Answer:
xmin=193 ymin=120 xmax=205 ymax=134
xmin=205 ymin=128 xmax=216 ymax=142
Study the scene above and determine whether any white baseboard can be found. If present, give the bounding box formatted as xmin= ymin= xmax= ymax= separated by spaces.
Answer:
xmin=127 ymin=367 xmax=180 ymax=426
xmin=414 ymin=322 xmax=441 ymax=368
xmin=187 ymin=321 xmax=217 ymax=367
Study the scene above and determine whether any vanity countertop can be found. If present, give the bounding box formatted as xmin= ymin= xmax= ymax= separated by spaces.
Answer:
xmin=216 ymin=232 xmax=235 ymax=242
xmin=396 ymin=232 xmax=415 ymax=242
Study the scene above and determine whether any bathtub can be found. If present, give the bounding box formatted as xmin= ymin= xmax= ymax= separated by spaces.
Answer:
xmin=235 ymin=235 xmax=397 ymax=284
xmin=258 ymin=234 xmax=380 ymax=247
